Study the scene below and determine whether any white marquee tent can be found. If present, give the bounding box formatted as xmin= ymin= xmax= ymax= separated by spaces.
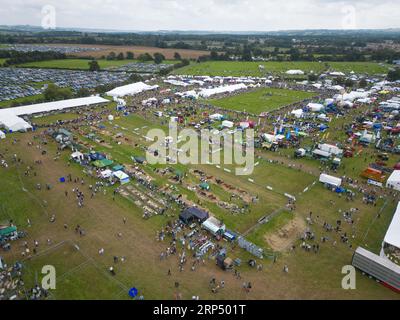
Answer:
xmin=386 ymin=170 xmax=400 ymax=192
xmin=384 ymin=201 xmax=400 ymax=249
xmin=198 ymin=83 xmax=247 ymax=98
xmin=106 ymin=82 xmax=159 ymax=98
xmin=0 ymin=96 xmax=108 ymax=133
xmin=286 ymin=70 xmax=304 ymax=75
xmin=319 ymin=174 xmax=342 ymax=187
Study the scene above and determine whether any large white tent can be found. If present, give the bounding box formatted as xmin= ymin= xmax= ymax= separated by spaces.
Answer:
xmin=319 ymin=174 xmax=342 ymax=187
xmin=0 ymin=96 xmax=108 ymax=132
xmin=386 ymin=170 xmax=400 ymax=192
xmin=198 ymin=83 xmax=247 ymax=98
xmin=307 ymin=103 xmax=324 ymax=112
xmin=336 ymin=91 xmax=370 ymax=103
xmin=164 ymin=79 xmax=190 ymax=87
xmin=0 ymin=130 xmax=5 ymax=139
xmin=384 ymin=201 xmax=400 ymax=249
xmin=286 ymin=70 xmax=304 ymax=75
xmin=106 ymin=82 xmax=159 ymax=98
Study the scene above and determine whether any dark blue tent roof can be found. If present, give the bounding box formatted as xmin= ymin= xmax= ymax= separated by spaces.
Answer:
xmin=179 ymin=207 xmax=209 ymax=223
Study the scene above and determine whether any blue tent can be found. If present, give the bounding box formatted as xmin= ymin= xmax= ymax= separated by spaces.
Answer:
xmin=319 ymin=124 xmax=329 ymax=131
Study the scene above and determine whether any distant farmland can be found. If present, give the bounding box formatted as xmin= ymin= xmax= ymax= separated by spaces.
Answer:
xmin=55 ymin=44 xmax=210 ymax=60
xmin=207 ymin=88 xmax=317 ymax=114
xmin=173 ymin=61 xmax=390 ymax=76
xmin=16 ymin=58 xmax=176 ymax=70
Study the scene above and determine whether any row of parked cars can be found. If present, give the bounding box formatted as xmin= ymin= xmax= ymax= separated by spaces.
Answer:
xmin=0 ymin=68 xmax=131 ymax=102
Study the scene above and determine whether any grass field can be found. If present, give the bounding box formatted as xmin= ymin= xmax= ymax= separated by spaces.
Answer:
xmin=65 ymin=44 xmax=210 ymax=60
xmin=0 ymin=94 xmax=44 ymax=109
xmin=174 ymin=61 xmax=325 ymax=77
xmin=16 ymin=58 xmax=176 ymax=70
xmin=1 ymin=105 xmax=399 ymax=299
xmin=326 ymin=62 xmax=390 ymax=75
xmin=207 ymin=88 xmax=317 ymax=114
xmin=173 ymin=61 xmax=390 ymax=77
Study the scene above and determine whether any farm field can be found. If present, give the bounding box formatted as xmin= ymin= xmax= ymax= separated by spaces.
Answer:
xmin=207 ymin=88 xmax=317 ymax=114
xmin=16 ymin=58 xmax=176 ymax=70
xmin=55 ymin=43 xmax=210 ymax=60
xmin=326 ymin=61 xmax=390 ymax=75
xmin=173 ymin=61 xmax=390 ymax=77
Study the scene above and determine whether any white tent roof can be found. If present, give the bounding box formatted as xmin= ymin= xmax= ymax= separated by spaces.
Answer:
xmin=336 ymin=91 xmax=370 ymax=102
xmin=286 ymin=70 xmax=304 ymax=75
xmin=384 ymin=201 xmax=400 ymax=248
xmin=291 ymin=109 xmax=304 ymax=118
xmin=307 ymin=103 xmax=324 ymax=112
xmin=202 ymin=217 xmax=225 ymax=234
xmin=319 ymin=174 xmax=342 ymax=187
xmin=209 ymin=113 xmax=224 ymax=120
xmin=0 ymin=96 xmax=108 ymax=132
xmin=2 ymin=96 xmax=108 ymax=117
xmin=222 ymin=120 xmax=234 ymax=128
xmin=175 ymin=90 xmax=199 ymax=99
xmin=330 ymin=71 xmax=346 ymax=76
xmin=386 ymin=170 xmax=400 ymax=190
xmin=113 ymin=170 xmax=130 ymax=180
xmin=164 ymin=79 xmax=190 ymax=87
xmin=106 ymin=82 xmax=159 ymax=97
xmin=100 ymin=169 xmax=113 ymax=179
xmin=198 ymin=83 xmax=247 ymax=98
xmin=71 ymin=151 xmax=84 ymax=159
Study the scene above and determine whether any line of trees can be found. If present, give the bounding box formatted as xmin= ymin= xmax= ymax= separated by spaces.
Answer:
xmin=0 ymin=50 xmax=66 ymax=66
xmin=103 ymin=51 xmax=185 ymax=64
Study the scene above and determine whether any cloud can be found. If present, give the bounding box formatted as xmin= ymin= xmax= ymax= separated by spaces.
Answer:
xmin=1 ymin=0 xmax=400 ymax=31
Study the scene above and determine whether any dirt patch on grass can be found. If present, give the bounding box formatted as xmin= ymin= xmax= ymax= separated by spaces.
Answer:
xmin=265 ymin=215 xmax=306 ymax=252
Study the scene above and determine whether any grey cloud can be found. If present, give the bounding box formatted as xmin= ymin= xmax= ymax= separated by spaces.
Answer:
xmin=0 ymin=0 xmax=399 ymax=31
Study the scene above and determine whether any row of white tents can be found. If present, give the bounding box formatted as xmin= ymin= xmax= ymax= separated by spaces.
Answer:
xmin=0 ymin=96 xmax=109 ymax=133
xmin=106 ymin=82 xmax=159 ymax=98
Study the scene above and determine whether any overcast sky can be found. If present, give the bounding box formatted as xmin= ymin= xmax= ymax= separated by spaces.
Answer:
xmin=1 ymin=0 xmax=400 ymax=31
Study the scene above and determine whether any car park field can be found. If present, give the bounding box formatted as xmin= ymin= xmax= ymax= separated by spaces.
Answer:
xmin=16 ymin=59 xmax=176 ymax=70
